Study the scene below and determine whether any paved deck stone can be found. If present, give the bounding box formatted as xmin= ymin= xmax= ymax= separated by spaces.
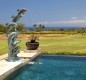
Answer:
xmin=0 ymin=49 xmax=41 ymax=80
xmin=0 ymin=54 xmax=7 ymax=60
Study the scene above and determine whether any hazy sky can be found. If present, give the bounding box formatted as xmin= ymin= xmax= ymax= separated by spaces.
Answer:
xmin=0 ymin=0 xmax=86 ymax=27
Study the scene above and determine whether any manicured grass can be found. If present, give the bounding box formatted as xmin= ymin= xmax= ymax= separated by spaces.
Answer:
xmin=39 ymin=34 xmax=86 ymax=55
xmin=1 ymin=34 xmax=86 ymax=55
xmin=0 ymin=40 xmax=8 ymax=55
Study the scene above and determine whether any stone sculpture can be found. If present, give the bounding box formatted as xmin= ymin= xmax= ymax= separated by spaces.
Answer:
xmin=6 ymin=8 xmax=27 ymax=62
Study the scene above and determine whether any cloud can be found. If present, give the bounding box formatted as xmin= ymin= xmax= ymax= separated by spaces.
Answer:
xmin=71 ymin=17 xmax=78 ymax=20
xmin=35 ymin=19 xmax=86 ymax=26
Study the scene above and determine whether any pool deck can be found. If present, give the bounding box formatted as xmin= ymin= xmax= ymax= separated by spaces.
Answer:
xmin=0 ymin=49 xmax=41 ymax=80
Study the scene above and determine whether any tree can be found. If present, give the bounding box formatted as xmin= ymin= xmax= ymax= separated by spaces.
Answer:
xmin=59 ymin=28 xmax=64 ymax=31
xmin=33 ymin=24 xmax=37 ymax=31
xmin=33 ymin=24 xmax=37 ymax=28
xmin=16 ymin=23 xmax=25 ymax=32
xmin=0 ymin=23 xmax=6 ymax=33
xmin=36 ymin=24 xmax=45 ymax=31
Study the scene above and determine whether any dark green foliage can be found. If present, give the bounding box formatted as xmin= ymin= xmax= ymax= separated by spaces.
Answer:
xmin=34 ymin=24 xmax=45 ymax=32
xmin=0 ymin=23 xmax=6 ymax=33
xmin=16 ymin=23 xmax=25 ymax=31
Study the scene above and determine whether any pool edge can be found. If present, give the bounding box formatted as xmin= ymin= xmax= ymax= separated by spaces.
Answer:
xmin=0 ymin=49 xmax=41 ymax=80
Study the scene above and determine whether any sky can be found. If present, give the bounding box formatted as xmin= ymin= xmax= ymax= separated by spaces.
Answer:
xmin=1 ymin=0 xmax=86 ymax=27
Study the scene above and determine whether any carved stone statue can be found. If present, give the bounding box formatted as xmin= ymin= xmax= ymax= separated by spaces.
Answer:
xmin=6 ymin=8 xmax=27 ymax=62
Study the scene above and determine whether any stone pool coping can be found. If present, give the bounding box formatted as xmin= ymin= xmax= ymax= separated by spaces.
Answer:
xmin=41 ymin=54 xmax=86 ymax=57
xmin=0 ymin=49 xmax=41 ymax=80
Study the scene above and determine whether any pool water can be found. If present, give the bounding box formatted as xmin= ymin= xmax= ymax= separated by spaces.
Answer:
xmin=5 ymin=55 xmax=86 ymax=80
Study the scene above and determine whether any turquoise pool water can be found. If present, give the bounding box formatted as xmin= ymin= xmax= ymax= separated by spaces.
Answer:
xmin=5 ymin=55 xmax=86 ymax=80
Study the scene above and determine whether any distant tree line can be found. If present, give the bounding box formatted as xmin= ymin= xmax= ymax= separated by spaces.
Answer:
xmin=29 ymin=24 xmax=45 ymax=32
xmin=1 ymin=22 xmax=86 ymax=34
xmin=47 ymin=27 xmax=86 ymax=34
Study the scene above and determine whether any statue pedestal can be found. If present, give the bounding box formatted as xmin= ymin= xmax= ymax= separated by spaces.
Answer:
xmin=24 ymin=48 xmax=41 ymax=54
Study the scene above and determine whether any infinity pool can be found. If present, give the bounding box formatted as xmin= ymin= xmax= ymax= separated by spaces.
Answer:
xmin=5 ymin=55 xmax=86 ymax=80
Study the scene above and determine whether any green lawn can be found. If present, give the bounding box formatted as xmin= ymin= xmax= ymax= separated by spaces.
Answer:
xmin=0 ymin=40 xmax=8 ymax=55
xmin=1 ymin=34 xmax=86 ymax=55
xmin=39 ymin=34 xmax=86 ymax=55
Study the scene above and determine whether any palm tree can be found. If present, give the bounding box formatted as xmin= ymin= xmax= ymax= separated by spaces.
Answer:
xmin=38 ymin=24 xmax=45 ymax=31
xmin=33 ymin=24 xmax=37 ymax=31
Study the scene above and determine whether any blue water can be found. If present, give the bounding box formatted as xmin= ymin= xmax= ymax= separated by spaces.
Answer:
xmin=5 ymin=55 xmax=86 ymax=80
